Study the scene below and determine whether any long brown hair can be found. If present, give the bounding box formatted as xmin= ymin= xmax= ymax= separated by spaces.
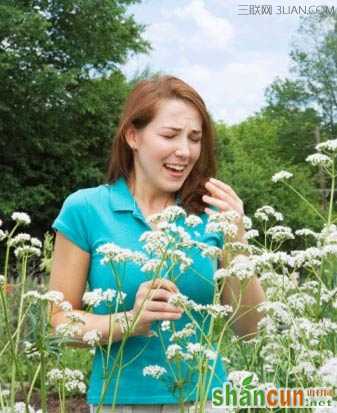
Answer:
xmin=105 ymin=75 xmax=217 ymax=215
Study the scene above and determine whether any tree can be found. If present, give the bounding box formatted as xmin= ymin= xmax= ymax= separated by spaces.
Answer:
xmin=0 ymin=0 xmax=151 ymax=235
xmin=291 ymin=12 xmax=337 ymax=137
xmin=216 ymin=115 xmax=322 ymax=249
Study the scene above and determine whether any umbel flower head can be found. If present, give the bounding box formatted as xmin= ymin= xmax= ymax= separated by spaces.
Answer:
xmin=271 ymin=170 xmax=293 ymax=183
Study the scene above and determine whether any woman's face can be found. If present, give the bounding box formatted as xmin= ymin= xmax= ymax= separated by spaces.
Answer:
xmin=127 ymin=98 xmax=203 ymax=195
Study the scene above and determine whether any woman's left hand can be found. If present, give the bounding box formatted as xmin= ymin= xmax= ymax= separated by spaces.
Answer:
xmin=203 ymin=177 xmax=246 ymax=243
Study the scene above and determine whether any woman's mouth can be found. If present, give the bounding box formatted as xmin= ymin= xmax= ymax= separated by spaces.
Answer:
xmin=163 ymin=163 xmax=188 ymax=178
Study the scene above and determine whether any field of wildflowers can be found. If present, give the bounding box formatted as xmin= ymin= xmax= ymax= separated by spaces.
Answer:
xmin=0 ymin=139 xmax=337 ymax=413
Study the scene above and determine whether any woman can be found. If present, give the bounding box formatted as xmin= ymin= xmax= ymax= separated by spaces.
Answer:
xmin=49 ymin=75 xmax=265 ymax=412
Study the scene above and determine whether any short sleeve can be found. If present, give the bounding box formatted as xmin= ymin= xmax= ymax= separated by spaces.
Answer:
xmin=51 ymin=190 xmax=91 ymax=253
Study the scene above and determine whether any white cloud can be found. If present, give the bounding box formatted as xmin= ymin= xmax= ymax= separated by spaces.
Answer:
xmin=169 ymin=52 xmax=291 ymax=124
xmin=170 ymin=0 xmax=234 ymax=50
xmin=121 ymin=0 xmax=303 ymax=124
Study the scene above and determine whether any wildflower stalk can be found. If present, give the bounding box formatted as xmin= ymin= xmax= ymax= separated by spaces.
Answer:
xmin=25 ymin=362 xmax=41 ymax=408
xmin=3 ymin=223 xmax=19 ymax=284
xmin=39 ymin=305 xmax=48 ymax=413
xmin=327 ymin=160 xmax=336 ymax=225
xmin=10 ymin=253 xmax=29 ymax=408
xmin=283 ymin=182 xmax=326 ymax=222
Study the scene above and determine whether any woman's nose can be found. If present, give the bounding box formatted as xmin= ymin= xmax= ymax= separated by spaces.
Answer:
xmin=175 ymin=138 xmax=190 ymax=157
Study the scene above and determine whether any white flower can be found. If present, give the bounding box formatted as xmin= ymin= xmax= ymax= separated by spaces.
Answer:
xmin=291 ymin=247 xmax=322 ymax=269
xmin=0 ymin=389 xmax=10 ymax=398
xmin=169 ymin=323 xmax=195 ymax=341
xmin=55 ymin=322 xmax=81 ymax=337
xmin=204 ymin=304 xmax=233 ymax=318
xmin=167 ymin=293 xmax=189 ymax=308
xmin=166 ymin=344 xmax=183 ymax=360
xmin=43 ymin=291 xmax=64 ymax=304
xmin=306 ymin=153 xmax=333 ymax=167
xmin=23 ymin=341 xmax=40 ymax=360
xmin=160 ymin=320 xmax=171 ymax=331
xmin=14 ymin=245 xmax=41 ymax=258
xmin=65 ymin=311 xmax=86 ymax=324
xmin=0 ymin=402 xmax=39 ymax=412
xmin=245 ymin=229 xmax=259 ymax=240
xmin=82 ymin=329 xmax=102 ymax=346
xmin=11 ymin=212 xmax=31 ymax=225
xmin=143 ymin=365 xmax=167 ymax=379
xmin=316 ymin=139 xmax=337 ymax=154
xmin=24 ymin=290 xmax=42 ymax=302
xmin=271 ymin=171 xmax=293 ymax=183
xmin=254 ymin=206 xmax=283 ymax=222
xmin=185 ymin=214 xmax=202 ymax=227
xmin=186 ymin=342 xmax=203 ymax=355
xmin=9 ymin=233 xmax=31 ymax=246
xmin=0 ymin=219 xmax=2 ymax=227
xmin=214 ymin=268 xmax=230 ymax=281
xmin=115 ymin=312 xmax=133 ymax=334
xmin=0 ymin=275 xmax=5 ymax=285
xmin=319 ymin=358 xmax=337 ymax=386
xmin=65 ymin=380 xmax=86 ymax=393
xmin=295 ymin=228 xmax=318 ymax=239
xmin=291 ymin=361 xmax=316 ymax=380
xmin=224 ymin=255 xmax=256 ymax=280
xmin=147 ymin=206 xmax=187 ymax=224
xmin=97 ymin=243 xmax=146 ymax=265
xmin=266 ymin=226 xmax=294 ymax=242
xmin=82 ymin=289 xmax=105 ymax=307
xmin=204 ymin=349 xmax=218 ymax=361
xmin=141 ymin=259 xmax=163 ymax=273
xmin=171 ymin=250 xmax=193 ymax=272
xmin=47 ymin=368 xmax=63 ymax=382
xmin=47 ymin=368 xmax=86 ymax=394
xmin=31 ymin=237 xmax=42 ymax=248
xmin=243 ymin=216 xmax=252 ymax=229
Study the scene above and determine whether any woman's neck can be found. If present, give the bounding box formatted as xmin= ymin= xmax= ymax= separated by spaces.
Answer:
xmin=128 ymin=176 xmax=175 ymax=213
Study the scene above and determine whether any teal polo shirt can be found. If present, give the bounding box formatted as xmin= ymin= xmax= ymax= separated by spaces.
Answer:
xmin=52 ymin=176 xmax=227 ymax=405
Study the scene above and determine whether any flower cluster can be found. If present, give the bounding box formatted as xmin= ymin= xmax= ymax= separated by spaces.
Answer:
xmin=47 ymin=368 xmax=86 ymax=394
xmin=143 ymin=365 xmax=167 ymax=379
xmin=82 ymin=288 xmax=126 ymax=307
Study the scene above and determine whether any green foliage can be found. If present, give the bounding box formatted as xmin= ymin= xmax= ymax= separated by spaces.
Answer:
xmin=0 ymin=0 xmax=151 ymax=236
xmin=290 ymin=12 xmax=337 ymax=136
xmin=215 ymin=115 xmax=323 ymax=246
xmin=263 ymin=78 xmax=320 ymax=164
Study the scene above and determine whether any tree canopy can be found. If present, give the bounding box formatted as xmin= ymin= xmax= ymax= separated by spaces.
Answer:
xmin=0 ymin=0 xmax=150 ymax=235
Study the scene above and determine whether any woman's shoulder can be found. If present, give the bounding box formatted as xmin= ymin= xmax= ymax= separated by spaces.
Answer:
xmin=61 ymin=184 xmax=111 ymax=210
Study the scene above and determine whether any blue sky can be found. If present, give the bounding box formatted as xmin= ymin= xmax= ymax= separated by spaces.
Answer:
xmin=120 ymin=0 xmax=336 ymax=125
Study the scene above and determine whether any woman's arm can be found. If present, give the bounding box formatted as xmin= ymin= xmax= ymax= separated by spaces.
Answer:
xmin=221 ymin=263 xmax=266 ymax=341
xmin=48 ymin=232 xmax=131 ymax=347
xmin=48 ymin=232 xmax=182 ymax=347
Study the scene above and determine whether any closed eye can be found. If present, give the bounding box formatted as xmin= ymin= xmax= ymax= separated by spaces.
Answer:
xmin=161 ymin=135 xmax=201 ymax=143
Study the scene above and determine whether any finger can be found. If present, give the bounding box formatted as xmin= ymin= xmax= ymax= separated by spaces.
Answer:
xmin=146 ymin=311 xmax=183 ymax=322
xmin=137 ymin=286 xmax=178 ymax=304
xmin=147 ymin=289 xmax=176 ymax=302
xmin=145 ymin=301 xmax=183 ymax=313
xmin=205 ymin=182 xmax=240 ymax=208
xmin=147 ymin=278 xmax=178 ymax=293
xmin=208 ymin=178 xmax=242 ymax=204
xmin=202 ymin=195 xmax=232 ymax=211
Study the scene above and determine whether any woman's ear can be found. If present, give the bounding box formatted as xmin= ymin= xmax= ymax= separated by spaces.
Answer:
xmin=125 ymin=125 xmax=138 ymax=150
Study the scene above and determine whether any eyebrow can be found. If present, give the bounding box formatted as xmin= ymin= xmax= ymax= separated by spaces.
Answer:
xmin=161 ymin=126 xmax=202 ymax=135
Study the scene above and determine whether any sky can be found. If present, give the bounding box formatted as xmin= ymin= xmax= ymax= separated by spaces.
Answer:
xmin=120 ymin=0 xmax=336 ymax=125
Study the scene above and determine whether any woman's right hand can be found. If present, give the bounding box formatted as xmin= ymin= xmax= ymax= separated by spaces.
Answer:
xmin=128 ymin=279 xmax=183 ymax=337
